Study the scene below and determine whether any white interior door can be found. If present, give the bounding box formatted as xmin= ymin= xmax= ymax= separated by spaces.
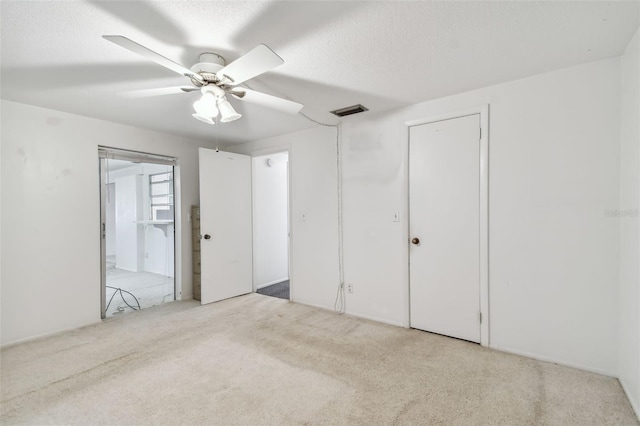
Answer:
xmin=409 ymin=114 xmax=481 ymax=343
xmin=199 ymin=148 xmax=253 ymax=304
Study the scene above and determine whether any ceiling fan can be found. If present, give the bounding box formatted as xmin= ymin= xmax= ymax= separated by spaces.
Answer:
xmin=103 ymin=35 xmax=304 ymax=125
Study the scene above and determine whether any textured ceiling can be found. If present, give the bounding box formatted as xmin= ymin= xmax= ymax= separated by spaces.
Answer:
xmin=1 ymin=1 xmax=638 ymax=145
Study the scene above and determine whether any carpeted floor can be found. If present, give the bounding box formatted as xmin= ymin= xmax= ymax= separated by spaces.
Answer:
xmin=256 ymin=280 xmax=290 ymax=300
xmin=1 ymin=294 xmax=637 ymax=425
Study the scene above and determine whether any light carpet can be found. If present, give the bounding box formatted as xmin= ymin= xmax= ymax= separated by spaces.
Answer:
xmin=1 ymin=294 xmax=637 ymax=425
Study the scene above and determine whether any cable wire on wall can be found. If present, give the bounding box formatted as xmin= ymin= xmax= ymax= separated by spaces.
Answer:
xmin=241 ymin=82 xmax=345 ymax=312
xmin=298 ymin=111 xmax=345 ymax=313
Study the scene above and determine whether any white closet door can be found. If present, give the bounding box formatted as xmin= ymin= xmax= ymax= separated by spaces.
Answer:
xmin=409 ymin=114 xmax=481 ymax=343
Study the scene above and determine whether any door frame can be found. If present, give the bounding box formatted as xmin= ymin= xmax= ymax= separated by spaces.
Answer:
xmin=99 ymin=158 xmax=107 ymax=317
xmin=98 ymin=147 xmax=180 ymax=319
xmin=247 ymin=146 xmax=293 ymax=302
xmin=405 ymin=105 xmax=490 ymax=346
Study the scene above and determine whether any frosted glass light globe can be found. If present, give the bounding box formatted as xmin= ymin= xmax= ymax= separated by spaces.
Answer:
xmin=193 ymin=92 xmax=219 ymax=118
xmin=217 ymin=97 xmax=241 ymax=123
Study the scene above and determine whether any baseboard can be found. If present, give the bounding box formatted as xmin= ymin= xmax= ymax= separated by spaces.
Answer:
xmin=620 ymin=378 xmax=640 ymax=421
xmin=490 ymin=344 xmax=617 ymax=377
xmin=256 ymin=278 xmax=289 ymax=290
xmin=1 ymin=319 xmax=102 ymax=348
xmin=344 ymin=309 xmax=406 ymax=328
xmin=252 ymin=293 xmax=624 ymax=382
xmin=289 ymin=298 xmax=406 ymax=329
xmin=291 ymin=298 xmax=333 ymax=312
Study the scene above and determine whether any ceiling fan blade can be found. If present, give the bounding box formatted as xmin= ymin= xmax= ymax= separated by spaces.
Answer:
xmin=217 ymin=45 xmax=284 ymax=86
xmin=103 ymin=35 xmax=204 ymax=83
xmin=232 ymin=88 xmax=303 ymax=115
xmin=121 ymin=86 xmax=198 ymax=98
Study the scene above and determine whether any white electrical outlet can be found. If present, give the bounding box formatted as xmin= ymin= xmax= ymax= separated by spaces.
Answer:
xmin=347 ymin=283 xmax=354 ymax=293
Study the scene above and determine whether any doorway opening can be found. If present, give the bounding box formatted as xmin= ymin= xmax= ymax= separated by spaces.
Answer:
xmin=99 ymin=147 xmax=176 ymax=318
xmin=252 ymin=151 xmax=290 ymax=300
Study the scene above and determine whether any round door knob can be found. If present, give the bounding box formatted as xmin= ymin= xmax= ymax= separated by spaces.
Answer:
xmin=204 ymin=234 xmax=211 ymax=240
xmin=411 ymin=237 xmax=420 ymax=245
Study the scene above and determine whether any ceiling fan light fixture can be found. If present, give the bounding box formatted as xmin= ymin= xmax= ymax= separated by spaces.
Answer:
xmin=193 ymin=91 xmax=219 ymax=118
xmin=218 ymin=97 xmax=242 ymax=123
xmin=192 ymin=113 xmax=216 ymax=125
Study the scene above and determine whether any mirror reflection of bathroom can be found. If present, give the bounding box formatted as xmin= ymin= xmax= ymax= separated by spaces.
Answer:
xmin=103 ymin=159 xmax=175 ymax=317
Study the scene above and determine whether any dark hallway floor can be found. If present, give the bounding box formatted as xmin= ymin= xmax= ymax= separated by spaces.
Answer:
xmin=256 ymin=280 xmax=289 ymax=300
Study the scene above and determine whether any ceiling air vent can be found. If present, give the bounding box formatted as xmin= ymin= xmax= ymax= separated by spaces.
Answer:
xmin=330 ymin=104 xmax=369 ymax=117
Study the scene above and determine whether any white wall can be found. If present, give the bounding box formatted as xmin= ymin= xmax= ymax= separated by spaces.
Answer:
xmin=145 ymin=223 xmax=175 ymax=277
xmin=114 ymin=174 xmax=143 ymax=272
xmin=0 ymin=100 xmax=217 ymax=345
xmin=228 ymin=127 xmax=340 ymax=310
xmin=227 ymin=57 xmax=622 ymax=376
xmin=618 ymin=27 xmax=640 ymax=416
xmin=252 ymin=152 xmax=289 ymax=288
xmin=345 ymin=57 xmax=622 ymax=376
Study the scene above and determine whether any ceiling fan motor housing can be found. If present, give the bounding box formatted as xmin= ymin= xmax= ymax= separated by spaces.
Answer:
xmin=190 ymin=53 xmax=226 ymax=85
